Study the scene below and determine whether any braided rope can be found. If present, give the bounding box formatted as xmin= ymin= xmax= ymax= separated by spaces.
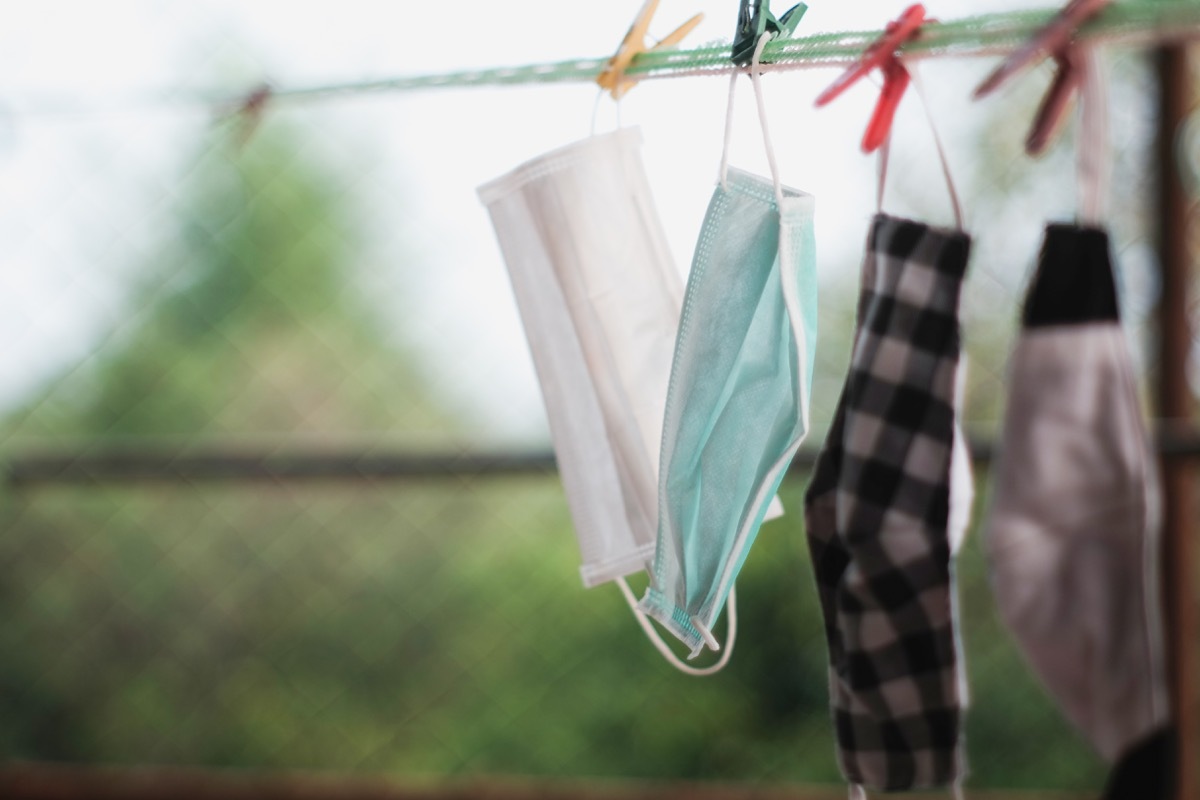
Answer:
xmin=9 ymin=2 xmax=1200 ymax=116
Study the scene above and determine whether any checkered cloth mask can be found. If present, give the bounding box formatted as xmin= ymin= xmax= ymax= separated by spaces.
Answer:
xmin=805 ymin=214 xmax=972 ymax=791
xmin=985 ymin=225 xmax=1171 ymax=774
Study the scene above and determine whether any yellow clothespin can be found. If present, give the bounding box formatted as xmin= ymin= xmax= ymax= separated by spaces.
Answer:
xmin=597 ymin=0 xmax=703 ymax=100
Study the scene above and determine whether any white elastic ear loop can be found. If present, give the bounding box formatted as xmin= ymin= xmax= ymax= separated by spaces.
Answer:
xmin=590 ymin=88 xmax=624 ymax=137
xmin=1078 ymin=46 xmax=1110 ymax=226
xmin=617 ymin=577 xmax=737 ymax=676
xmin=749 ymin=32 xmax=787 ymax=209
xmin=877 ymin=134 xmax=892 ymax=216
xmin=719 ymin=71 xmax=739 ymax=190
xmin=591 ymin=89 xmax=604 ymax=136
xmin=720 ymin=31 xmax=787 ymax=209
xmin=909 ymin=65 xmax=965 ymax=231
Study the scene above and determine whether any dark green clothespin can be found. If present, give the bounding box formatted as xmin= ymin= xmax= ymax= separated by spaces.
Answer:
xmin=731 ymin=0 xmax=808 ymax=66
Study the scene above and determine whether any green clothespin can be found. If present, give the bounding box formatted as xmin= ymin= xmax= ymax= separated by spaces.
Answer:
xmin=731 ymin=0 xmax=808 ymax=66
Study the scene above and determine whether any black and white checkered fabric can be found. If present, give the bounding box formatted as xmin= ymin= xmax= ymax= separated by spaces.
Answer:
xmin=804 ymin=214 xmax=971 ymax=791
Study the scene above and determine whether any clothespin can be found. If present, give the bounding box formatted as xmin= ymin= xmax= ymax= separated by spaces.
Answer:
xmin=731 ymin=0 xmax=809 ymax=66
xmin=217 ymin=83 xmax=273 ymax=149
xmin=597 ymin=0 xmax=704 ymax=101
xmin=973 ymin=0 xmax=1112 ymax=155
xmin=814 ymin=4 xmax=928 ymax=154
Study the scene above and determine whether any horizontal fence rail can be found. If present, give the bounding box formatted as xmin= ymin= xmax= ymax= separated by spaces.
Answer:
xmin=6 ymin=424 xmax=1200 ymax=486
xmin=0 ymin=764 xmax=1094 ymax=800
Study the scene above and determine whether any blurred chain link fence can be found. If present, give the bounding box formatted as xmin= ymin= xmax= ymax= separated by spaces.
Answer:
xmin=0 ymin=44 xmax=1196 ymax=797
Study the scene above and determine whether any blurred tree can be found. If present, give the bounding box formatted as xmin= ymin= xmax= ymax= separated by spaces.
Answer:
xmin=6 ymin=124 xmax=456 ymax=440
xmin=0 ymin=111 xmax=1104 ymax=792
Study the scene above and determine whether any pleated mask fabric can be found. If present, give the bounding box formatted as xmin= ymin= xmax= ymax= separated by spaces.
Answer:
xmin=477 ymin=128 xmax=682 ymax=589
xmin=804 ymin=214 xmax=972 ymax=791
xmin=984 ymin=224 xmax=1170 ymax=766
xmin=638 ymin=165 xmax=817 ymax=657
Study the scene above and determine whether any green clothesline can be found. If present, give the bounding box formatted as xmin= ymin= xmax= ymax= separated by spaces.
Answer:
xmin=10 ymin=2 xmax=1200 ymax=115
xmin=265 ymin=2 xmax=1200 ymax=102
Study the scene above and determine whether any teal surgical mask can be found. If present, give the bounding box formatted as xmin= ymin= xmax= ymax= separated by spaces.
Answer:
xmin=638 ymin=33 xmax=818 ymax=656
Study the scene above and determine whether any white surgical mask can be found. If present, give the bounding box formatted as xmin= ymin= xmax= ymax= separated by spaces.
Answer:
xmin=479 ymin=127 xmax=735 ymax=675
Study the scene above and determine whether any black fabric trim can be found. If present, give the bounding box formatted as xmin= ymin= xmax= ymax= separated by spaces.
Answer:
xmin=1102 ymin=725 xmax=1176 ymax=800
xmin=1022 ymin=224 xmax=1121 ymax=328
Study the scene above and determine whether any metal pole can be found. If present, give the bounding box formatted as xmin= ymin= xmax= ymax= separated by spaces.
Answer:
xmin=1155 ymin=43 xmax=1197 ymax=800
xmin=10 ymin=429 xmax=1200 ymax=487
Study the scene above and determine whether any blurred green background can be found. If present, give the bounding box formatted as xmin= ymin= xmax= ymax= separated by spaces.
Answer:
xmin=1 ymin=5 xmax=1195 ymax=789
xmin=0 ymin=122 xmax=1114 ymax=791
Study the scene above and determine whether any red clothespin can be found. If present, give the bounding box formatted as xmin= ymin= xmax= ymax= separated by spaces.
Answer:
xmin=216 ymin=83 xmax=273 ymax=149
xmin=597 ymin=0 xmax=704 ymax=101
xmin=973 ymin=0 xmax=1112 ymax=155
xmin=814 ymin=4 xmax=927 ymax=154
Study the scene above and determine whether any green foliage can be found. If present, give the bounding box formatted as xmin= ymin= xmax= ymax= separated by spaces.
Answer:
xmin=0 ymin=477 xmax=1104 ymax=788
xmin=6 ymin=127 xmax=454 ymax=442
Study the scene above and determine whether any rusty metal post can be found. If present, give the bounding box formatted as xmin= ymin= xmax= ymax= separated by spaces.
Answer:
xmin=1155 ymin=43 xmax=1198 ymax=800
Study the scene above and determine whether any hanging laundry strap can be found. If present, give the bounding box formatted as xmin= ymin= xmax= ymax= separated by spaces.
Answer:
xmin=876 ymin=64 xmax=965 ymax=232
xmin=910 ymin=67 xmax=965 ymax=231
xmin=589 ymin=88 xmax=624 ymax=136
xmin=750 ymin=33 xmax=787 ymax=209
xmin=720 ymin=32 xmax=787 ymax=209
xmin=617 ymin=577 xmax=738 ymax=676
xmin=718 ymin=70 xmax=740 ymax=188
xmin=1078 ymin=45 xmax=1111 ymax=225
xmin=875 ymin=130 xmax=893 ymax=221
